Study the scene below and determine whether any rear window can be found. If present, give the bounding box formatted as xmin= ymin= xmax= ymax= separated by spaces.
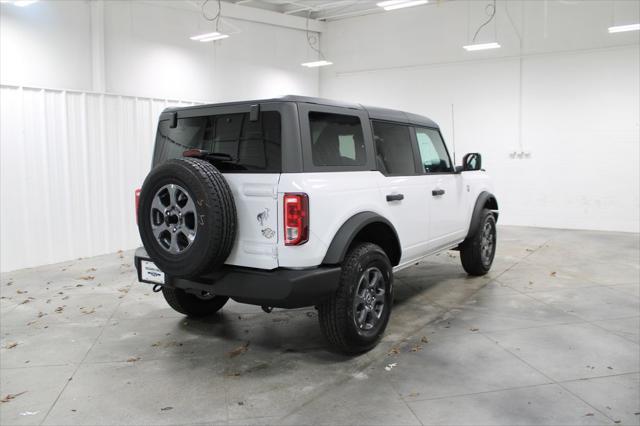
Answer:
xmin=153 ymin=111 xmax=281 ymax=173
xmin=309 ymin=112 xmax=366 ymax=167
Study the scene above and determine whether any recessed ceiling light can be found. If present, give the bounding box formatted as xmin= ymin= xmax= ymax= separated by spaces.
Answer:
xmin=463 ymin=42 xmax=501 ymax=51
xmin=377 ymin=0 xmax=428 ymax=11
xmin=301 ymin=60 xmax=333 ymax=68
xmin=608 ymin=23 xmax=640 ymax=33
xmin=190 ymin=32 xmax=229 ymax=42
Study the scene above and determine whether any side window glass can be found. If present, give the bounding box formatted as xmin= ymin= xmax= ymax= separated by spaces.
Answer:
xmin=372 ymin=121 xmax=416 ymax=175
xmin=309 ymin=112 xmax=366 ymax=166
xmin=415 ymin=128 xmax=452 ymax=173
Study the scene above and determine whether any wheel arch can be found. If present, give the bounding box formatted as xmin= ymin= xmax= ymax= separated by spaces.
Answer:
xmin=322 ymin=212 xmax=402 ymax=266
xmin=465 ymin=191 xmax=499 ymax=241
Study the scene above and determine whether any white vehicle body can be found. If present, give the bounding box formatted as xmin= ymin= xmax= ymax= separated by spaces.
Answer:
xmin=223 ymin=170 xmax=493 ymax=271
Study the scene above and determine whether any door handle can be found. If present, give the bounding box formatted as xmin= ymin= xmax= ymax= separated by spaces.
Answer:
xmin=386 ymin=194 xmax=404 ymax=202
xmin=432 ymin=189 xmax=445 ymax=196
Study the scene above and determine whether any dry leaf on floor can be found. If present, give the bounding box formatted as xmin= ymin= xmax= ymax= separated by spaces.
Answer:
xmin=78 ymin=275 xmax=95 ymax=281
xmin=410 ymin=344 xmax=423 ymax=352
xmin=469 ymin=327 xmax=479 ymax=332
xmin=55 ymin=306 xmax=64 ymax=313
xmin=0 ymin=391 xmax=27 ymax=403
xmin=5 ymin=342 xmax=18 ymax=349
xmin=550 ymin=271 xmax=557 ymax=277
xmin=87 ymin=268 xmax=97 ymax=272
xmin=420 ymin=336 xmax=429 ymax=343
xmin=126 ymin=356 xmax=141 ymax=362
xmin=160 ymin=406 xmax=173 ymax=411
xmin=16 ymin=289 xmax=27 ymax=294
xmin=81 ymin=307 xmax=95 ymax=314
xmin=227 ymin=342 xmax=250 ymax=358
xmin=387 ymin=347 xmax=400 ymax=356
xmin=19 ymin=299 xmax=30 ymax=305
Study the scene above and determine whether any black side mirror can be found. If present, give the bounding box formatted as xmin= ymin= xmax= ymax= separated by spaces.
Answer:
xmin=462 ymin=153 xmax=482 ymax=171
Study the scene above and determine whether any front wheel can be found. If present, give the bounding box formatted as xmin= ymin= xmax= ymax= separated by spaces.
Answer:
xmin=318 ymin=243 xmax=393 ymax=354
xmin=460 ymin=209 xmax=497 ymax=276
xmin=162 ymin=287 xmax=229 ymax=318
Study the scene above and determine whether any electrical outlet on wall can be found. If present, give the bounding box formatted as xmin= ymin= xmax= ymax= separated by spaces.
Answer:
xmin=509 ymin=150 xmax=532 ymax=159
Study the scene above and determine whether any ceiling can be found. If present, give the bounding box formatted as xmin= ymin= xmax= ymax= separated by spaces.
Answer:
xmin=226 ymin=0 xmax=404 ymax=21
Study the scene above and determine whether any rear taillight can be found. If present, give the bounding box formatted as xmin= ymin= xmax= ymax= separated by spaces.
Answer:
xmin=135 ymin=189 xmax=141 ymax=224
xmin=284 ymin=193 xmax=309 ymax=246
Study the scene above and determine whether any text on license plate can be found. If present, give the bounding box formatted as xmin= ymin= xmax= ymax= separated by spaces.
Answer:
xmin=141 ymin=260 xmax=165 ymax=284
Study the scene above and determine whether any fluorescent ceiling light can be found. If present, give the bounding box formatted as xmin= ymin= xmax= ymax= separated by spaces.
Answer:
xmin=608 ymin=23 xmax=640 ymax=33
xmin=463 ymin=42 xmax=501 ymax=51
xmin=377 ymin=0 xmax=428 ymax=11
xmin=3 ymin=0 xmax=39 ymax=5
xmin=190 ymin=32 xmax=229 ymax=42
xmin=301 ymin=60 xmax=333 ymax=68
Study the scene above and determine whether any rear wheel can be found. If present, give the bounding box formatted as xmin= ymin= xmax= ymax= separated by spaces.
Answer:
xmin=460 ymin=209 xmax=497 ymax=276
xmin=162 ymin=287 xmax=228 ymax=318
xmin=318 ymin=243 xmax=393 ymax=354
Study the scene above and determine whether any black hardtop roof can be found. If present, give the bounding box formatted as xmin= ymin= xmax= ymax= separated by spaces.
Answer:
xmin=164 ymin=95 xmax=439 ymax=129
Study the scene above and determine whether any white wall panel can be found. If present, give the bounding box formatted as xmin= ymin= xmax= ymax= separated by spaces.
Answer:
xmin=0 ymin=84 xmax=198 ymax=272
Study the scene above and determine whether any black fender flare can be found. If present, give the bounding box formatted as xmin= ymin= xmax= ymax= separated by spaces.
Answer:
xmin=464 ymin=191 xmax=499 ymax=241
xmin=322 ymin=211 xmax=401 ymax=266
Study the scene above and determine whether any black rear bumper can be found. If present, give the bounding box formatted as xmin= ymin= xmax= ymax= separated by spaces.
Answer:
xmin=134 ymin=248 xmax=341 ymax=309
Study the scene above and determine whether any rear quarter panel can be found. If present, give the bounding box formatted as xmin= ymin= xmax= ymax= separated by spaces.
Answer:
xmin=277 ymin=171 xmax=386 ymax=268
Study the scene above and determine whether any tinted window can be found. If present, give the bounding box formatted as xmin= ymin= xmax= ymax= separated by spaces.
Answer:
xmin=372 ymin=121 xmax=416 ymax=175
xmin=153 ymin=111 xmax=281 ymax=173
xmin=415 ymin=128 xmax=452 ymax=173
xmin=309 ymin=112 xmax=366 ymax=166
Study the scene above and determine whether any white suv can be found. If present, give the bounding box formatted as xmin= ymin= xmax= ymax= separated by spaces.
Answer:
xmin=134 ymin=96 xmax=499 ymax=353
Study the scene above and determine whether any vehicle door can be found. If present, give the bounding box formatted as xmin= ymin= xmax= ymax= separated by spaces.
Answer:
xmin=413 ymin=127 xmax=466 ymax=250
xmin=372 ymin=121 xmax=431 ymax=264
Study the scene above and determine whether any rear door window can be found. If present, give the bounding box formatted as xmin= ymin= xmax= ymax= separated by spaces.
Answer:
xmin=309 ymin=112 xmax=366 ymax=166
xmin=372 ymin=121 xmax=417 ymax=176
xmin=153 ymin=111 xmax=281 ymax=173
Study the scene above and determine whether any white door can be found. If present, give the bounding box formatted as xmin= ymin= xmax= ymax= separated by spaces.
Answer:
xmin=414 ymin=127 xmax=465 ymax=249
xmin=372 ymin=121 xmax=430 ymax=263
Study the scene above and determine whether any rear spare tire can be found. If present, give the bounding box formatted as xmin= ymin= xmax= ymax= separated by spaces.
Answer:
xmin=137 ymin=158 xmax=236 ymax=278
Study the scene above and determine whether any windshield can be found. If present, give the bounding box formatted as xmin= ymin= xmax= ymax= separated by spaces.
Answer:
xmin=152 ymin=111 xmax=282 ymax=173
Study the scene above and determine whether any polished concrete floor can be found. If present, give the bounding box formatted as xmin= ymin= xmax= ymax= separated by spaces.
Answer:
xmin=1 ymin=226 xmax=639 ymax=426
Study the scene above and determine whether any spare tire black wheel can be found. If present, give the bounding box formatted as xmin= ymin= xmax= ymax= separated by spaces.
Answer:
xmin=137 ymin=158 xmax=236 ymax=278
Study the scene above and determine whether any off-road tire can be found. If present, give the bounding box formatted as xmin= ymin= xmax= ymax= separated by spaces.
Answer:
xmin=318 ymin=243 xmax=393 ymax=354
xmin=138 ymin=158 xmax=236 ymax=278
xmin=162 ymin=287 xmax=229 ymax=317
xmin=460 ymin=209 xmax=496 ymax=276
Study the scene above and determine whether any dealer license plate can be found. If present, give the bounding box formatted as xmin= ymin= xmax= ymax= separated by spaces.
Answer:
xmin=140 ymin=260 xmax=165 ymax=284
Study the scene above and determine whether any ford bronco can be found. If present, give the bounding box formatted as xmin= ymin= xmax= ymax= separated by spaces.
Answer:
xmin=134 ymin=95 xmax=498 ymax=354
